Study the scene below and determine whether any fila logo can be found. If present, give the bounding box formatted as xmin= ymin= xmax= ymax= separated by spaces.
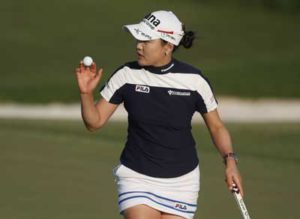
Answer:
xmin=144 ymin=14 xmax=161 ymax=27
xmin=135 ymin=85 xmax=150 ymax=93
xmin=175 ymin=203 xmax=187 ymax=210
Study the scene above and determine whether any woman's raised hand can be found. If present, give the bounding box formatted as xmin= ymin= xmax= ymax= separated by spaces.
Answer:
xmin=75 ymin=61 xmax=103 ymax=95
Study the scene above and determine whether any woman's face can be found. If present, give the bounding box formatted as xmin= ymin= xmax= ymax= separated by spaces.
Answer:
xmin=136 ymin=39 xmax=172 ymax=67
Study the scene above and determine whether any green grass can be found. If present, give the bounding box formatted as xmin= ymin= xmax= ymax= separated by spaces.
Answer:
xmin=0 ymin=0 xmax=299 ymax=103
xmin=0 ymin=119 xmax=299 ymax=218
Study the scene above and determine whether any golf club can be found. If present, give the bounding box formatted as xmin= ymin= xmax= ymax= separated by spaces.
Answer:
xmin=232 ymin=184 xmax=251 ymax=219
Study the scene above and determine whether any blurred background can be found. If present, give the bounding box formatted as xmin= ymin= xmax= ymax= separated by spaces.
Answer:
xmin=0 ymin=0 xmax=299 ymax=219
xmin=1 ymin=0 xmax=299 ymax=102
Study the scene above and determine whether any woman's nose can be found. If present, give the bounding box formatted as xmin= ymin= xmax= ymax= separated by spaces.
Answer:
xmin=136 ymin=40 xmax=143 ymax=50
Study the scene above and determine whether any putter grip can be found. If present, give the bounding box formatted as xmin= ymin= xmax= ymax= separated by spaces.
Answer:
xmin=233 ymin=191 xmax=251 ymax=219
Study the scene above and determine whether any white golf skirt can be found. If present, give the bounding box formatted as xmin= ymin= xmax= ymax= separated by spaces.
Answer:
xmin=113 ymin=164 xmax=200 ymax=219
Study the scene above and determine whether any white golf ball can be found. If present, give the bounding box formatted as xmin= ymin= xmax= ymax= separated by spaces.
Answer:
xmin=83 ymin=56 xmax=93 ymax=67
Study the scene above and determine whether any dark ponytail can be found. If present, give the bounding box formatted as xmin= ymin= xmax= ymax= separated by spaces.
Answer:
xmin=180 ymin=31 xmax=195 ymax=49
xmin=173 ymin=25 xmax=196 ymax=52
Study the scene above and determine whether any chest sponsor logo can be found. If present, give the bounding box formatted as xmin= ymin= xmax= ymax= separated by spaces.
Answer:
xmin=135 ymin=85 xmax=150 ymax=93
xmin=168 ymin=90 xmax=191 ymax=96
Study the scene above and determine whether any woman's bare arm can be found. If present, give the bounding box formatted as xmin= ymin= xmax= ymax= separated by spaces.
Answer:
xmin=202 ymin=109 xmax=244 ymax=196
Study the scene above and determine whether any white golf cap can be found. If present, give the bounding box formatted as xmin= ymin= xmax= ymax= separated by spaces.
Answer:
xmin=123 ymin=10 xmax=184 ymax=46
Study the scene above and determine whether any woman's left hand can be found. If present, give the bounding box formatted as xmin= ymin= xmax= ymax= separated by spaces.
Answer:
xmin=225 ymin=160 xmax=244 ymax=197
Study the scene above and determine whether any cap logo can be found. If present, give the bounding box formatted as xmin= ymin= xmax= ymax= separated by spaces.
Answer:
xmin=134 ymin=28 xmax=152 ymax=40
xmin=144 ymin=13 xmax=161 ymax=29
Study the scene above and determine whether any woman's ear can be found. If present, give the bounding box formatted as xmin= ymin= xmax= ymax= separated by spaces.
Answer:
xmin=165 ymin=43 xmax=175 ymax=54
xmin=169 ymin=43 xmax=175 ymax=53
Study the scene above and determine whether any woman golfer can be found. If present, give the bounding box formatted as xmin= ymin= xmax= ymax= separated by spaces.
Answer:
xmin=75 ymin=10 xmax=243 ymax=219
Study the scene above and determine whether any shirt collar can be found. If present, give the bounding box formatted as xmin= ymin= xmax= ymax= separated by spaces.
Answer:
xmin=143 ymin=59 xmax=176 ymax=74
